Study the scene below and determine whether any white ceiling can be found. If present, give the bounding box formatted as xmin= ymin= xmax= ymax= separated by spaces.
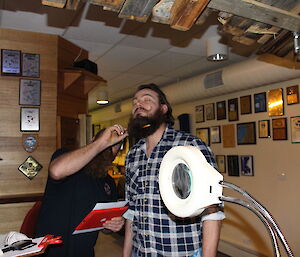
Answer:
xmin=0 ymin=0 xmax=257 ymax=111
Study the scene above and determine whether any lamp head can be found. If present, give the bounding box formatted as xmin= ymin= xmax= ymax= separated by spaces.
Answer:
xmin=159 ymin=146 xmax=223 ymax=218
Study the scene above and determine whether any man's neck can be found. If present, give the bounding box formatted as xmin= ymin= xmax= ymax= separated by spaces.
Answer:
xmin=145 ymin=123 xmax=167 ymax=157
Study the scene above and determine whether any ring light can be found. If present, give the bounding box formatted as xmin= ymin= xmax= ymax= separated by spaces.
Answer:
xmin=159 ymin=146 xmax=294 ymax=257
xmin=159 ymin=146 xmax=223 ymax=217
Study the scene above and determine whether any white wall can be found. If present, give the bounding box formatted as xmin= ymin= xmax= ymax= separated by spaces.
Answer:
xmin=173 ymin=78 xmax=300 ymax=257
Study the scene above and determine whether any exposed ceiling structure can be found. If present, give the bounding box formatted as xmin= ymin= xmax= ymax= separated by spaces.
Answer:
xmin=0 ymin=0 xmax=299 ymax=112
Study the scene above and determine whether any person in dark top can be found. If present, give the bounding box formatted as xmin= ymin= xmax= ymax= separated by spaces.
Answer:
xmin=35 ymin=125 xmax=128 ymax=257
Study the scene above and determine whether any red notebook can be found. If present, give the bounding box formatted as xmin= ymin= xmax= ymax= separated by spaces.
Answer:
xmin=73 ymin=201 xmax=128 ymax=234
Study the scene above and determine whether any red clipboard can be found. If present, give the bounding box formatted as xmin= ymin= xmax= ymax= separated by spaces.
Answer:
xmin=73 ymin=201 xmax=128 ymax=234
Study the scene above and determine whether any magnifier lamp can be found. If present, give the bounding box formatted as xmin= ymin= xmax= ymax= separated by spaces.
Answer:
xmin=159 ymin=146 xmax=294 ymax=257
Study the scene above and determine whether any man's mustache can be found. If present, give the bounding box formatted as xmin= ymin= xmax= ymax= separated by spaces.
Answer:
xmin=134 ymin=107 xmax=147 ymax=114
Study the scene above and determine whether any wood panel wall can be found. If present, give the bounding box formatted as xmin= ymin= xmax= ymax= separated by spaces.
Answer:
xmin=0 ymin=28 xmax=58 ymax=233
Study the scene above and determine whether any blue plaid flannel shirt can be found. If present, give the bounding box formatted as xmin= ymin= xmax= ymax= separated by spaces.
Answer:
xmin=124 ymin=126 xmax=224 ymax=256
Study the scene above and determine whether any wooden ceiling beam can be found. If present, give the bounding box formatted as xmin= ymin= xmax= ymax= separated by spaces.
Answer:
xmin=170 ymin=0 xmax=210 ymax=31
xmin=66 ymin=0 xmax=81 ymax=10
xmin=41 ymin=0 xmax=67 ymax=8
xmin=118 ymin=0 xmax=160 ymax=22
xmin=90 ymin=0 xmax=126 ymax=12
xmin=208 ymin=0 xmax=300 ymax=32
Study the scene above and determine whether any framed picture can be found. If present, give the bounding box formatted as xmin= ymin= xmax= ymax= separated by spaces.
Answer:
xmin=240 ymin=155 xmax=254 ymax=176
xmin=268 ymin=88 xmax=284 ymax=116
xmin=227 ymin=155 xmax=239 ymax=176
xmin=228 ymin=98 xmax=239 ymax=121
xmin=216 ymin=100 xmax=226 ymax=120
xmin=195 ymin=105 xmax=204 ymax=123
xmin=272 ymin=117 xmax=287 ymax=140
xmin=205 ymin=103 xmax=215 ymax=120
xmin=216 ymin=155 xmax=226 ymax=173
xmin=258 ymin=120 xmax=270 ymax=138
xmin=196 ymin=127 xmax=210 ymax=146
xmin=222 ymin=124 xmax=235 ymax=147
xmin=20 ymin=107 xmax=40 ymax=132
xmin=22 ymin=53 xmax=40 ymax=78
xmin=240 ymin=95 xmax=252 ymax=115
xmin=286 ymin=85 xmax=299 ymax=105
xmin=210 ymin=126 xmax=221 ymax=143
xmin=19 ymin=79 xmax=41 ymax=106
xmin=290 ymin=116 xmax=300 ymax=143
xmin=237 ymin=122 xmax=256 ymax=145
xmin=1 ymin=49 xmax=21 ymax=76
xmin=254 ymin=92 xmax=267 ymax=113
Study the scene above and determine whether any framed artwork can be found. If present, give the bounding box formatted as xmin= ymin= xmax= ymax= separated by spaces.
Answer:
xmin=216 ymin=155 xmax=226 ymax=173
xmin=205 ymin=103 xmax=215 ymax=120
xmin=222 ymin=124 xmax=235 ymax=147
xmin=228 ymin=98 xmax=239 ymax=121
xmin=240 ymin=95 xmax=252 ymax=115
xmin=240 ymin=155 xmax=254 ymax=176
xmin=227 ymin=155 xmax=239 ymax=176
xmin=254 ymin=92 xmax=267 ymax=113
xmin=22 ymin=53 xmax=40 ymax=78
xmin=210 ymin=126 xmax=221 ymax=143
xmin=286 ymin=85 xmax=299 ymax=105
xmin=272 ymin=117 xmax=287 ymax=140
xmin=196 ymin=127 xmax=210 ymax=146
xmin=290 ymin=116 xmax=300 ymax=143
xmin=268 ymin=88 xmax=284 ymax=116
xmin=237 ymin=122 xmax=256 ymax=145
xmin=19 ymin=79 xmax=41 ymax=106
xmin=216 ymin=100 xmax=226 ymax=120
xmin=20 ymin=107 xmax=40 ymax=132
xmin=1 ymin=49 xmax=21 ymax=76
xmin=18 ymin=156 xmax=43 ymax=180
xmin=195 ymin=105 xmax=204 ymax=123
xmin=258 ymin=120 xmax=270 ymax=138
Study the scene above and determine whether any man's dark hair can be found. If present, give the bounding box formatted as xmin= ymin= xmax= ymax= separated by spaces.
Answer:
xmin=136 ymin=83 xmax=174 ymax=126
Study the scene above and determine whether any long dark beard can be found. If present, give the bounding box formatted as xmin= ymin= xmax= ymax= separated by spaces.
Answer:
xmin=85 ymin=148 xmax=114 ymax=178
xmin=128 ymin=107 xmax=166 ymax=141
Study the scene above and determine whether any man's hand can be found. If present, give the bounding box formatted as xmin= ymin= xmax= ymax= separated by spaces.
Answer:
xmin=103 ymin=216 xmax=125 ymax=232
xmin=96 ymin=125 xmax=128 ymax=148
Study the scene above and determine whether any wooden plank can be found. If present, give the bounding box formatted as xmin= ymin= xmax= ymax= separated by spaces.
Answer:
xmin=119 ymin=0 xmax=160 ymax=22
xmin=66 ymin=0 xmax=81 ymax=10
xmin=41 ymin=0 xmax=67 ymax=8
xmin=90 ymin=0 xmax=126 ymax=12
xmin=208 ymin=0 xmax=300 ymax=32
xmin=170 ymin=0 xmax=210 ymax=31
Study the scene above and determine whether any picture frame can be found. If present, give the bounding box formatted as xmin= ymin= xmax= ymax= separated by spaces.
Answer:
xmin=195 ymin=105 xmax=204 ymax=123
xmin=240 ymin=95 xmax=252 ymax=115
xmin=222 ymin=124 xmax=235 ymax=147
xmin=258 ymin=120 xmax=270 ymax=138
xmin=18 ymin=156 xmax=43 ymax=180
xmin=22 ymin=53 xmax=40 ymax=78
xmin=286 ymin=85 xmax=299 ymax=105
xmin=216 ymin=155 xmax=226 ymax=173
xmin=196 ymin=127 xmax=210 ymax=146
xmin=290 ymin=116 xmax=300 ymax=143
xmin=216 ymin=100 xmax=226 ymax=120
xmin=20 ymin=107 xmax=40 ymax=132
xmin=237 ymin=122 xmax=256 ymax=145
xmin=1 ymin=49 xmax=21 ymax=76
xmin=240 ymin=155 xmax=254 ymax=176
xmin=19 ymin=79 xmax=41 ymax=106
xmin=227 ymin=155 xmax=239 ymax=176
xmin=228 ymin=98 xmax=239 ymax=121
xmin=205 ymin=103 xmax=215 ymax=120
xmin=210 ymin=126 xmax=221 ymax=143
xmin=254 ymin=92 xmax=267 ymax=113
xmin=268 ymin=88 xmax=284 ymax=116
xmin=272 ymin=117 xmax=287 ymax=140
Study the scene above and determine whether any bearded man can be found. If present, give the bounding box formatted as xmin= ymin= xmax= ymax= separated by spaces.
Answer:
xmin=35 ymin=125 xmax=127 ymax=257
xmin=123 ymin=84 xmax=225 ymax=257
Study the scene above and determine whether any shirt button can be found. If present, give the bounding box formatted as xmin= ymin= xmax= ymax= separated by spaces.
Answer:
xmin=144 ymin=199 xmax=148 ymax=203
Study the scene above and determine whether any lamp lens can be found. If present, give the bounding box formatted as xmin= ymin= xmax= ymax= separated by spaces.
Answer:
xmin=172 ymin=163 xmax=191 ymax=199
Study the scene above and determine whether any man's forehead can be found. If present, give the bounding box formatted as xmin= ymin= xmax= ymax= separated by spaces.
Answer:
xmin=133 ymin=89 xmax=158 ymax=99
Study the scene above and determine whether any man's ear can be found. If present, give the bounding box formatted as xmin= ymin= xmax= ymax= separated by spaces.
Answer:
xmin=161 ymin=104 xmax=168 ymax=114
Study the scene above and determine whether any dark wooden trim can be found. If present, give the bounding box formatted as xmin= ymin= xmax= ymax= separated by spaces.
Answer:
xmin=0 ymin=193 xmax=43 ymax=204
